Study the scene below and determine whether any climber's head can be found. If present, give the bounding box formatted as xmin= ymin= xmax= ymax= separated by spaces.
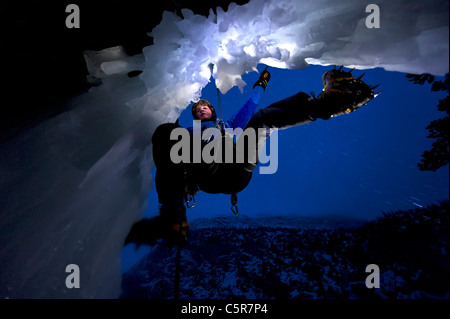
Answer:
xmin=192 ymin=100 xmax=217 ymax=121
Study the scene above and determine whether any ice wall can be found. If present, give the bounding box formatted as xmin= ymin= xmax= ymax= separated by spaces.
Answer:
xmin=132 ymin=0 xmax=448 ymax=122
xmin=0 ymin=0 xmax=448 ymax=299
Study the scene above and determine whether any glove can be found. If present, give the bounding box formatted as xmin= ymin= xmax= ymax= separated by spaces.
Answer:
xmin=253 ymin=67 xmax=271 ymax=90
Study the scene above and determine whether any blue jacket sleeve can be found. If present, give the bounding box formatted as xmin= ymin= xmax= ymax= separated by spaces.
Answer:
xmin=225 ymin=86 xmax=264 ymax=129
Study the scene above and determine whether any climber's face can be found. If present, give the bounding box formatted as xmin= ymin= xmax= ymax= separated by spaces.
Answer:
xmin=194 ymin=104 xmax=212 ymax=121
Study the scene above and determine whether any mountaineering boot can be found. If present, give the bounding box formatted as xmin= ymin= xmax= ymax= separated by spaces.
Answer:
xmin=310 ymin=66 xmax=379 ymax=120
xmin=159 ymin=203 xmax=190 ymax=247
xmin=124 ymin=203 xmax=189 ymax=247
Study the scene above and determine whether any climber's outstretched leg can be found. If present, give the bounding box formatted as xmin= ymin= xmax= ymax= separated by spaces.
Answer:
xmin=241 ymin=67 xmax=379 ymax=169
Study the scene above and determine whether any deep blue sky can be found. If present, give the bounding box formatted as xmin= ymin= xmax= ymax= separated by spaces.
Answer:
xmin=144 ymin=64 xmax=448 ymax=222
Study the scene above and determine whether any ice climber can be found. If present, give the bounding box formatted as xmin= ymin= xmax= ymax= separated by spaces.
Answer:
xmin=124 ymin=66 xmax=379 ymax=247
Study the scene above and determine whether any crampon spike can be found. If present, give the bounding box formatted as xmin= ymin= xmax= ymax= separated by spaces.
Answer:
xmin=338 ymin=65 xmax=344 ymax=71
xmin=370 ymin=84 xmax=380 ymax=90
xmin=357 ymin=73 xmax=366 ymax=80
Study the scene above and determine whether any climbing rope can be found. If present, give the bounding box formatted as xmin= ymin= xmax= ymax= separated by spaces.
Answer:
xmin=216 ymin=85 xmax=223 ymax=120
xmin=174 ymin=228 xmax=183 ymax=299
xmin=209 ymin=63 xmax=223 ymax=120
xmin=174 ymin=247 xmax=181 ymax=299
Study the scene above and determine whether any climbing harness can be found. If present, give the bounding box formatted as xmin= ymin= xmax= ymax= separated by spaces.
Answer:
xmin=183 ymin=63 xmax=243 ymax=216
